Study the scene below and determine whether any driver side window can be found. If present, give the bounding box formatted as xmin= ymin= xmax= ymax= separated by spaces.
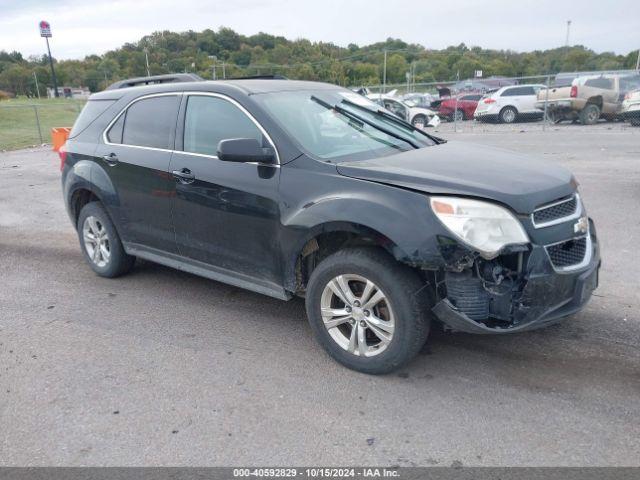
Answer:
xmin=183 ymin=95 xmax=264 ymax=157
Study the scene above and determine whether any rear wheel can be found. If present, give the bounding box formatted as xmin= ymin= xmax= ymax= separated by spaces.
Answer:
xmin=453 ymin=109 xmax=465 ymax=122
xmin=580 ymin=104 xmax=601 ymax=125
xmin=77 ymin=202 xmax=135 ymax=278
xmin=305 ymin=248 xmax=430 ymax=374
xmin=499 ymin=106 xmax=518 ymax=124
xmin=629 ymin=117 xmax=640 ymax=126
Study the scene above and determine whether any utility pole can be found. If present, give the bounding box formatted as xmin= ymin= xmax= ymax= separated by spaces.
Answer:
xmin=209 ymin=55 xmax=217 ymax=80
xmin=144 ymin=48 xmax=151 ymax=76
xmin=222 ymin=61 xmax=226 ymax=79
xmin=382 ymin=50 xmax=387 ymax=94
xmin=565 ymin=20 xmax=572 ymax=47
xmin=636 ymin=49 xmax=640 ymax=71
xmin=33 ymin=71 xmax=41 ymax=99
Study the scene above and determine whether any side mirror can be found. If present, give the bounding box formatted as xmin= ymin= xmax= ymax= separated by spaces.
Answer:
xmin=217 ymin=138 xmax=275 ymax=164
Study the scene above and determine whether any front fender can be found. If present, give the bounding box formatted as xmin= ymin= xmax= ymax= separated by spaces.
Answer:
xmin=279 ymin=157 xmax=449 ymax=288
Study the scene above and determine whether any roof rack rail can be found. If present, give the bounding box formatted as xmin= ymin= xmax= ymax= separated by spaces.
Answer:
xmin=106 ymin=73 xmax=204 ymax=90
xmin=225 ymin=75 xmax=289 ymax=80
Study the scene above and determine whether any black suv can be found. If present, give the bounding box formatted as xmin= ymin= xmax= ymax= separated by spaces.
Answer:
xmin=61 ymin=76 xmax=600 ymax=374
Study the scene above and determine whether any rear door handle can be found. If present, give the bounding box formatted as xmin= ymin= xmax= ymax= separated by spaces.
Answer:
xmin=172 ymin=168 xmax=196 ymax=184
xmin=102 ymin=153 xmax=118 ymax=166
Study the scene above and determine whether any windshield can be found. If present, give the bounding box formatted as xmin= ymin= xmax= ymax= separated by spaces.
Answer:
xmin=253 ymin=90 xmax=436 ymax=161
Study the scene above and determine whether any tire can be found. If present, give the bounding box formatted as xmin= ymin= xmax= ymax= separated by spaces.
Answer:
xmin=453 ymin=109 xmax=464 ymax=122
xmin=411 ymin=114 xmax=426 ymax=128
xmin=499 ymin=106 xmax=518 ymax=124
xmin=77 ymin=202 xmax=135 ymax=278
xmin=580 ymin=104 xmax=600 ymax=125
xmin=305 ymin=247 xmax=431 ymax=374
xmin=629 ymin=117 xmax=640 ymax=127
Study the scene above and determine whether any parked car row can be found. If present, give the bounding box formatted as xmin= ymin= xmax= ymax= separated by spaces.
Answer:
xmin=357 ymin=72 xmax=640 ymax=128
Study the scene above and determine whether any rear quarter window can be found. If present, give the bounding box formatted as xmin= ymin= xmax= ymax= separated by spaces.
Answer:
xmin=69 ymin=100 xmax=115 ymax=138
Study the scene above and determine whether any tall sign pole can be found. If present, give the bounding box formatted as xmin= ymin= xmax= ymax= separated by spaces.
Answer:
xmin=39 ymin=20 xmax=59 ymax=98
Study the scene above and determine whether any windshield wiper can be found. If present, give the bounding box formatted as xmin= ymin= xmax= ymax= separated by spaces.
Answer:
xmin=340 ymin=98 xmax=446 ymax=145
xmin=310 ymin=95 xmax=419 ymax=149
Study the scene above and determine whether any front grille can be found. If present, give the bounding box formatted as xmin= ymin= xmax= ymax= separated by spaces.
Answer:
xmin=533 ymin=195 xmax=578 ymax=226
xmin=546 ymin=236 xmax=587 ymax=269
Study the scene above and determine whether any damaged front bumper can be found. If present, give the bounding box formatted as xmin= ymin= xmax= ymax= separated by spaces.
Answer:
xmin=432 ymin=219 xmax=600 ymax=334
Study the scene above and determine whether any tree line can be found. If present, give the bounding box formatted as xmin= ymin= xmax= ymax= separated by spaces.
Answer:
xmin=1 ymin=27 xmax=638 ymax=97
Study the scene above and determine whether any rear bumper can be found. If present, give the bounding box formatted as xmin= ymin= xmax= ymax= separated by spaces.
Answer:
xmin=474 ymin=112 xmax=499 ymax=121
xmin=535 ymin=99 xmax=576 ymax=111
xmin=432 ymin=219 xmax=600 ymax=334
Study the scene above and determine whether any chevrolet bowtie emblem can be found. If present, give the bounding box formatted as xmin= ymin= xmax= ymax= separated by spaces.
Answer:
xmin=574 ymin=216 xmax=589 ymax=235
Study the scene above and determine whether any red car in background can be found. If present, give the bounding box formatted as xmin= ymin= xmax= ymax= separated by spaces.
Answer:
xmin=438 ymin=93 xmax=483 ymax=121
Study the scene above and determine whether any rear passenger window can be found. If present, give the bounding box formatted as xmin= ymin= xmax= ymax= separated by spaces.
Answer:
xmin=502 ymin=87 xmax=535 ymax=96
xmin=121 ymin=96 xmax=180 ymax=149
xmin=183 ymin=95 xmax=263 ymax=156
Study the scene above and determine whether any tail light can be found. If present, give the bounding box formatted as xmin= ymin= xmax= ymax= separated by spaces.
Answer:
xmin=483 ymin=98 xmax=496 ymax=104
xmin=58 ymin=144 xmax=67 ymax=171
xmin=570 ymin=85 xmax=578 ymax=98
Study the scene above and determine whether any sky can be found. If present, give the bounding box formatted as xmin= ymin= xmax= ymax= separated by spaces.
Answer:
xmin=0 ymin=0 xmax=638 ymax=60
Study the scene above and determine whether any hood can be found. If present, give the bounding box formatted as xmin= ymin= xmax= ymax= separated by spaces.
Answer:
xmin=336 ymin=142 xmax=576 ymax=214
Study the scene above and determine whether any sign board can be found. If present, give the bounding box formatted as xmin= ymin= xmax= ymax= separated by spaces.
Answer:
xmin=474 ymin=70 xmax=483 ymax=78
xmin=39 ymin=20 xmax=52 ymax=37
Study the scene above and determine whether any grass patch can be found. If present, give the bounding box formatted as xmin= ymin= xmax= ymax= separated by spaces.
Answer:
xmin=0 ymin=97 xmax=85 ymax=151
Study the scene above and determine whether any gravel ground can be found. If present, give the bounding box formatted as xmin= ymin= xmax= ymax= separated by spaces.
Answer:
xmin=1 ymin=124 xmax=639 ymax=466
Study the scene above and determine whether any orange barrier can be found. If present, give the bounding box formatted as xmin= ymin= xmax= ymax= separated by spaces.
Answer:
xmin=51 ymin=127 xmax=72 ymax=152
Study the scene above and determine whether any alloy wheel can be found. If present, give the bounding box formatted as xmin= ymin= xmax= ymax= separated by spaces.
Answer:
xmin=82 ymin=215 xmax=111 ymax=268
xmin=320 ymin=274 xmax=395 ymax=357
xmin=502 ymin=108 xmax=516 ymax=123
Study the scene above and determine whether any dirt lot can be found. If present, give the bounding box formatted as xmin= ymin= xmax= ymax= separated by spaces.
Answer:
xmin=1 ymin=125 xmax=639 ymax=466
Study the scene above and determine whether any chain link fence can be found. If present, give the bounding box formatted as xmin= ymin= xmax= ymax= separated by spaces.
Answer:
xmin=359 ymin=69 xmax=640 ymax=134
xmin=0 ymin=100 xmax=84 ymax=151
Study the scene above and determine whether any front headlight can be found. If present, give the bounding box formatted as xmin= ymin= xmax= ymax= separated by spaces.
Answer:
xmin=430 ymin=196 xmax=529 ymax=259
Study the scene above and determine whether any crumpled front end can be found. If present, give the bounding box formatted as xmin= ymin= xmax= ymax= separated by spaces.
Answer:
xmin=431 ymin=200 xmax=600 ymax=334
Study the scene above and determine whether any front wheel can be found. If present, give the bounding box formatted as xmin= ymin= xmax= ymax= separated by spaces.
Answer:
xmin=411 ymin=114 xmax=426 ymax=129
xmin=305 ymin=248 xmax=431 ymax=374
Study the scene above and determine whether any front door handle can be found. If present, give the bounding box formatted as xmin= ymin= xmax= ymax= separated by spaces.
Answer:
xmin=172 ymin=168 xmax=196 ymax=184
xmin=102 ymin=153 xmax=119 ymax=166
